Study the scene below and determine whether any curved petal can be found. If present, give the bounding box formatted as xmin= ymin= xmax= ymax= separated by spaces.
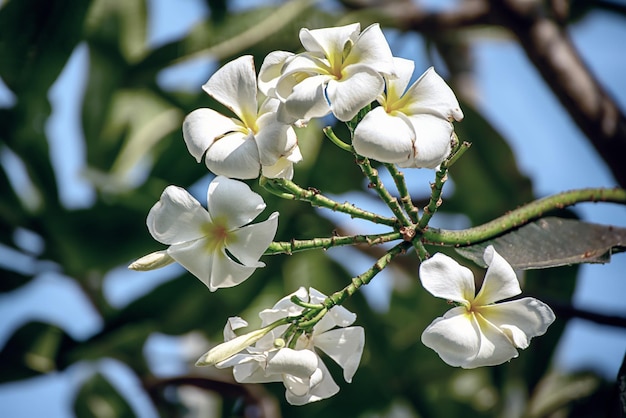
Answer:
xmin=258 ymin=50 xmax=294 ymax=96
xmin=480 ymin=297 xmax=555 ymax=348
xmin=344 ymin=23 xmax=395 ymax=76
xmin=167 ymin=238 xmax=215 ymax=289
xmin=226 ymin=212 xmax=279 ymax=265
xmin=203 ymin=55 xmax=258 ymax=128
xmin=265 ymin=348 xmax=318 ymax=378
xmin=419 ymin=252 xmax=475 ymax=304
xmin=147 ymin=185 xmax=211 ymax=245
xmin=255 ymin=113 xmax=297 ymax=166
xmin=261 ymin=153 xmax=298 ymax=180
xmin=204 ymin=131 xmax=261 ymax=179
xmin=232 ymin=355 xmax=282 ymax=384
xmin=285 ymin=357 xmax=339 ymax=406
xmin=402 ymin=67 xmax=463 ymax=121
xmin=474 ymin=246 xmax=521 ymax=305
xmin=352 ymin=107 xmax=414 ymax=164
xmin=326 ymin=65 xmax=384 ymax=121
xmin=207 ymin=176 xmax=266 ymax=229
xmin=467 ymin=314 xmax=520 ymax=368
xmin=299 ymin=23 xmax=360 ymax=62
xmin=421 ymin=306 xmax=480 ymax=367
xmin=209 ymin=249 xmax=262 ymax=291
xmin=224 ymin=316 xmax=248 ymax=341
xmin=314 ymin=327 xmax=364 ymax=383
xmin=403 ymin=113 xmax=453 ymax=169
xmin=280 ymin=74 xmax=332 ymax=123
xmin=182 ymin=108 xmax=242 ymax=162
xmin=384 ymin=57 xmax=415 ymax=103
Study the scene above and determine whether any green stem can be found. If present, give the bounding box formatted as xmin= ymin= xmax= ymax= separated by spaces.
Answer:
xmin=322 ymin=241 xmax=412 ymax=309
xmin=422 ymin=187 xmax=626 ymax=246
xmin=355 ymin=155 xmax=413 ymax=226
xmin=262 ymin=177 xmax=398 ymax=227
xmin=265 ymin=231 xmax=403 ymax=255
xmin=384 ymin=163 xmax=420 ymax=223
xmin=324 ymin=126 xmax=352 ymax=152
xmin=417 ymin=164 xmax=448 ymax=230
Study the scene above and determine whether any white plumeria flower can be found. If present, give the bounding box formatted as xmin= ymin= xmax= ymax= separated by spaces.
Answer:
xmin=419 ymin=246 xmax=555 ymax=368
xmin=353 ymin=58 xmax=464 ymax=169
xmin=140 ymin=176 xmax=278 ymax=291
xmin=258 ymin=23 xmax=395 ymax=123
xmin=211 ymin=287 xmax=365 ymax=405
xmin=183 ymin=55 xmax=302 ymax=180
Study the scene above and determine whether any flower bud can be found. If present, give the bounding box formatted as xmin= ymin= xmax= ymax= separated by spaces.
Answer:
xmin=195 ymin=325 xmax=274 ymax=366
xmin=128 ymin=250 xmax=174 ymax=271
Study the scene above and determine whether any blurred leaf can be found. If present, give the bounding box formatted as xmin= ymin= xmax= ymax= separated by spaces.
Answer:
xmin=0 ymin=321 xmax=74 ymax=383
xmin=455 ymin=217 xmax=626 ymax=269
xmin=73 ymin=372 xmax=136 ymax=418
xmin=0 ymin=0 xmax=90 ymax=94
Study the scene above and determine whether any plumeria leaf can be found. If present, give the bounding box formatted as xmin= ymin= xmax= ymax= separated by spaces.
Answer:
xmin=73 ymin=372 xmax=135 ymax=418
xmin=456 ymin=217 xmax=626 ymax=269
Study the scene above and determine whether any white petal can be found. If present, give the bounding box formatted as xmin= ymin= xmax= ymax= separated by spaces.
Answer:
xmin=352 ymin=107 xmax=414 ymax=164
xmin=299 ymin=23 xmax=360 ymax=61
xmin=280 ymin=74 xmax=332 ymax=123
xmin=326 ymin=65 xmax=384 ymax=121
xmin=258 ymin=50 xmax=294 ymax=96
xmin=203 ymin=55 xmax=258 ymax=128
xmin=384 ymin=57 xmax=415 ymax=102
xmin=403 ymin=67 xmax=463 ymax=121
xmin=209 ymin=249 xmax=261 ymax=291
xmin=402 ymin=113 xmax=453 ymax=169
xmin=474 ymin=246 xmax=521 ymax=305
xmin=207 ymin=176 xmax=266 ymax=229
xmin=261 ymin=154 xmax=297 ymax=180
xmin=224 ymin=316 xmax=248 ymax=341
xmin=421 ymin=306 xmax=480 ymax=367
xmin=480 ymin=297 xmax=556 ymax=348
xmin=344 ymin=23 xmax=395 ymax=76
xmin=285 ymin=357 xmax=339 ymax=405
xmin=265 ymin=348 xmax=318 ymax=378
xmin=182 ymin=108 xmax=242 ymax=162
xmin=419 ymin=253 xmax=475 ymax=304
xmin=314 ymin=327 xmax=364 ymax=383
xmin=226 ymin=212 xmax=279 ymax=265
xmin=466 ymin=314 xmax=520 ymax=368
xmin=147 ymin=186 xmax=211 ymax=245
xmin=255 ymin=113 xmax=298 ymax=166
xmin=167 ymin=238 xmax=215 ymax=288
xmin=204 ymin=131 xmax=261 ymax=179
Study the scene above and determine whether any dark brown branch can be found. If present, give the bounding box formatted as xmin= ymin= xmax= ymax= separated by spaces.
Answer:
xmin=489 ymin=0 xmax=626 ymax=188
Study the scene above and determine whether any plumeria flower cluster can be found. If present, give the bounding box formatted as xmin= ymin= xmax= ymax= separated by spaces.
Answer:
xmin=196 ymin=287 xmax=365 ymax=405
xmin=129 ymin=21 xmax=557 ymax=407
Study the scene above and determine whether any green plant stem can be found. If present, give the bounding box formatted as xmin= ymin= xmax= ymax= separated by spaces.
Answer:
xmin=262 ymin=177 xmax=398 ymax=227
xmin=323 ymin=126 xmax=352 ymax=152
xmin=265 ymin=231 xmax=403 ymax=255
xmin=422 ymin=187 xmax=626 ymax=246
xmin=322 ymin=241 xmax=412 ymax=309
xmin=417 ymin=165 xmax=448 ymax=230
xmin=355 ymin=155 xmax=413 ymax=226
xmin=384 ymin=163 xmax=420 ymax=223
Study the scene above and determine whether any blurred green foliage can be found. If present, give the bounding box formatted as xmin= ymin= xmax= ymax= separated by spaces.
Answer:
xmin=0 ymin=0 xmax=623 ymax=417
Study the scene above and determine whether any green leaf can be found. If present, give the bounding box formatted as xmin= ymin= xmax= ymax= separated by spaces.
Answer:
xmin=455 ymin=217 xmax=626 ymax=269
xmin=73 ymin=372 xmax=137 ymax=418
xmin=0 ymin=321 xmax=74 ymax=383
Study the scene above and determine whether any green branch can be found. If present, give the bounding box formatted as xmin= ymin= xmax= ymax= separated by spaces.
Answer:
xmin=422 ymin=187 xmax=626 ymax=246
xmin=265 ymin=231 xmax=403 ymax=255
xmin=384 ymin=163 xmax=420 ymax=223
xmin=355 ymin=155 xmax=413 ymax=226
xmin=261 ymin=177 xmax=398 ymax=227
xmin=322 ymin=241 xmax=412 ymax=309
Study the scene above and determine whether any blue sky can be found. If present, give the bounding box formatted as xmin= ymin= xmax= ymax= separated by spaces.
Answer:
xmin=0 ymin=0 xmax=625 ymax=416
